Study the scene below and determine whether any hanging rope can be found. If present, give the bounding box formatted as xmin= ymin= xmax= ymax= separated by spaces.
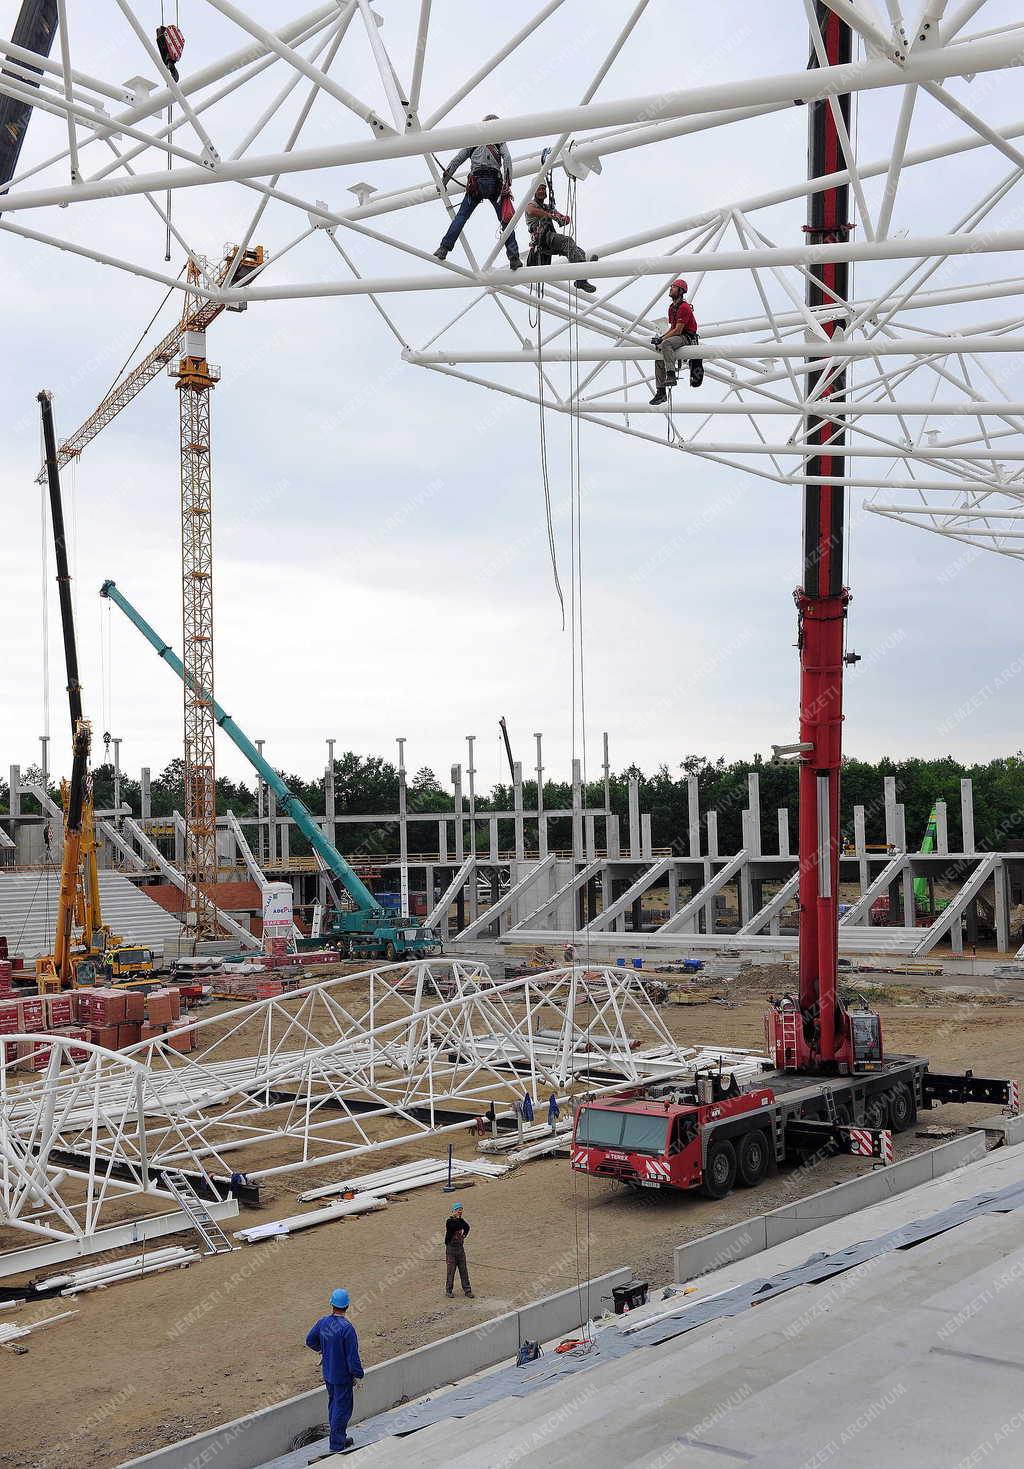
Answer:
xmin=536 ymin=303 xmax=566 ymax=630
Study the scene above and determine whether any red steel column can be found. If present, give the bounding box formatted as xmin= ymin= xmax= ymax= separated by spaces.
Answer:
xmin=797 ymin=3 xmax=853 ymax=1067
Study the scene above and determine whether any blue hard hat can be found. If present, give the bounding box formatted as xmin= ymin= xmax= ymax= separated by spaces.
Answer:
xmin=450 ymin=1202 xmax=463 ymax=1213
xmin=330 ymin=1288 xmax=350 ymax=1309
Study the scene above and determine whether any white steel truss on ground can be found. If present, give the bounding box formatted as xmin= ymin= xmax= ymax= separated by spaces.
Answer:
xmin=4 ymin=5 xmax=1024 ymax=554
xmin=0 ymin=959 xmax=761 ymax=1253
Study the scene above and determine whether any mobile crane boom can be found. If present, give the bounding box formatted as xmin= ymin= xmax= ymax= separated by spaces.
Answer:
xmin=36 ymin=389 xmax=113 ymax=988
xmin=99 ymin=578 xmax=382 ymax=917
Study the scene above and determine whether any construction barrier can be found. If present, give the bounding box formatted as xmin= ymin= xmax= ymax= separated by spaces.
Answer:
xmin=672 ymin=1129 xmax=989 ymax=1284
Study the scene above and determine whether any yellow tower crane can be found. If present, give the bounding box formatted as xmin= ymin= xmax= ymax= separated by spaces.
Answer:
xmin=39 ymin=246 xmax=265 ymax=939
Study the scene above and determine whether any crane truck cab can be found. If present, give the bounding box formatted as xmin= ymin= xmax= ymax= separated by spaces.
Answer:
xmin=573 ymin=1075 xmax=777 ymax=1198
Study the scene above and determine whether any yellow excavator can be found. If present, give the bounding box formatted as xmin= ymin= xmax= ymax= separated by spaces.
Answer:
xmin=34 ymin=390 xmax=122 ymax=993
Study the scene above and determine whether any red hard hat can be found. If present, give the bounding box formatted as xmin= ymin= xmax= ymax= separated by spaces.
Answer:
xmin=670 ymin=278 xmax=688 ymax=292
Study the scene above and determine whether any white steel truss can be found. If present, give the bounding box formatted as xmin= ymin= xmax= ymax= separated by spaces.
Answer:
xmin=0 ymin=959 xmax=760 ymax=1254
xmin=3 ymin=4 xmax=1024 ymax=557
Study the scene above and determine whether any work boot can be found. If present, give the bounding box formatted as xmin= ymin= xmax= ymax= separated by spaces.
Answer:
xmin=433 ymin=246 xmax=448 ymax=260
xmin=573 ymin=280 xmax=597 ymax=293
xmin=649 ymin=389 xmax=667 ymax=406
xmin=465 ymin=1290 xmax=475 ymax=1298
xmin=509 ymin=257 xmax=523 ymax=271
xmin=445 ymin=1288 xmax=454 ymax=1297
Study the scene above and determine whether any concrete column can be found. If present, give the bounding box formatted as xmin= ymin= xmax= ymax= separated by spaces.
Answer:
xmin=995 ymin=860 xmax=1010 ymax=953
xmin=255 ymin=740 xmax=266 ymax=864
xmin=488 ymin=815 xmax=498 ymax=863
xmin=602 ymin=866 xmax=614 ymax=922
xmin=777 ymin=808 xmax=790 ymax=859
xmin=602 ymin=731 xmax=611 ymax=815
xmin=572 ymin=759 xmax=583 ymax=862
xmin=738 ymin=822 xmax=752 ymax=924
xmin=513 ymin=760 xmax=525 ymax=862
xmin=141 ymin=767 xmax=151 ymax=821
xmin=606 ymin=813 xmax=620 ymax=861
xmin=398 ymin=738 xmax=410 ymax=916
xmin=896 ymin=805 xmax=915 ymax=922
xmin=39 ymin=736 xmax=49 ymax=787
xmin=961 ymin=778 xmax=975 ymax=853
xmin=668 ymin=861 xmax=680 ymax=917
xmin=936 ymin=799 xmax=949 ymax=855
xmin=113 ymin=737 xmax=122 ymax=818
xmin=451 ymin=763 xmax=464 ymax=862
xmin=325 ymin=739 xmax=336 ymax=848
xmin=706 ymin=810 xmax=719 ymax=859
xmin=585 ymin=812 xmax=596 ymax=861
xmin=687 ymin=776 xmax=701 ymax=858
xmin=267 ymin=784 xmax=277 ymax=863
xmin=854 ymin=804 xmax=868 ymax=897
xmin=466 ymin=735 xmax=478 ymax=921
xmin=746 ymin=772 xmax=762 ymax=856
xmin=702 ymin=855 xmax=715 ymax=935
xmin=8 ymin=766 xmax=20 ymax=820
xmin=627 ymin=777 xmax=640 ymax=859
xmin=534 ymin=733 xmax=547 ymax=859
xmin=641 ymin=812 xmax=653 ymax=860
xmin=173 ymin=811 xmax=184 ymax=868
xmin=279 ymin=817 xmax=289 ymax=863
xmin=437 ymin=818 xmax=448 ymax=864
xmin=884 ymin=777 xmax=897 ymax=848
xmin=950 ymin=898 xmax=964 ymax=954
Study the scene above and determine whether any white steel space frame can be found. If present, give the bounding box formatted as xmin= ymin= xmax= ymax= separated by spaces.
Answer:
xmin=0 ymin=958 xmax=756 ymax=1253
xmin=3 ymin=5 xmax=1024 ymax=554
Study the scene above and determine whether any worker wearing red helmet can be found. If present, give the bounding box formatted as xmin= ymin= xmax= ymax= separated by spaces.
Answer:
xmin=649 ymin=278 xmax=703 ymax=405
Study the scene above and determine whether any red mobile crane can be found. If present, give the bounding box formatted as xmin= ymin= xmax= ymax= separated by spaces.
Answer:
xmin=571 ymin=6 xmax=1019 ymax=1199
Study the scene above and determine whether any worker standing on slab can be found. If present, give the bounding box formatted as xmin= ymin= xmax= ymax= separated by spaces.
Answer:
xmin=434 ymin=116 xmax=523 ymax=269
xmin=444 ymin=1202 xmax=474 ymax=1298
xmin=650 ymin=279 xmax=703 ymax=405
xmin=525 ymin=184 xmax=596 ymax=292
xmin=305 ymin=1288 xmax=364 ymax=1454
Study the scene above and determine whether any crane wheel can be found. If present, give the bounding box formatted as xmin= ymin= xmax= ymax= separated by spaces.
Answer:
xmin=701 ymin=1138 xmax=737 ymax=1199
xmin=736 ymin=1130 xmax=769 ymax=1188
xmin=385 ymin=941 xmax=396 ymax=961
xmin=863 ymin=1093 xmax=890 ymax=1131
xmin=889 ymin=1083 xmax=916 ymax=1133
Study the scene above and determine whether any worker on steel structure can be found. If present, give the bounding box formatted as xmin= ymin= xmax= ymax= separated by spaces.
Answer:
xmin=649 ymin=278 xmax=704 ymax=405
xmin=525 ymin=184 xmax=596 ymax=292
xmin=305 ymin=1288 xmax=364 ymax=1454
xmin=444 ymin=1201 xmax=474 ymax=1298
xmin=434 ymin=116 xmax=523 ymax=269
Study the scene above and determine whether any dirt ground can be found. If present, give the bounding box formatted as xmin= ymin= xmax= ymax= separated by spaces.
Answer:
xmin=2 ymin=973 xmax=1023 ymax=1469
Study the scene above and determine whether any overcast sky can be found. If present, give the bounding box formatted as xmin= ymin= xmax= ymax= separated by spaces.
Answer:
xmin=2 ymin=1 xmax=1023 ymax=797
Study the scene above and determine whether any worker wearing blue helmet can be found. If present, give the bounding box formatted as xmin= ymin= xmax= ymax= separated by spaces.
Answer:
xmin=306 ymin=1287 xmax=364 ymax=1454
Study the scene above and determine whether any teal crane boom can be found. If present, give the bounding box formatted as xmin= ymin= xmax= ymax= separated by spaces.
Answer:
xmin=100 ymin=578 xmax=441 ymax=960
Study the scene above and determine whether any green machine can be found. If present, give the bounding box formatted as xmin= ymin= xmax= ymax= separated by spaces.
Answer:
xmin=100 ymin=579 xmax=441 ymax=961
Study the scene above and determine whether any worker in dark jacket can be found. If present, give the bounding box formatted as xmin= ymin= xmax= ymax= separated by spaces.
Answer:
xmin=306 ymin=1288 xmax=364 ymax=1454
xmin=435 ymin=115 xmax=522 ymax=268
xmin=444 ymin=1202 xmax=474 ymax=1297
xmin=650 ymin=278 xmax=704 ymax=405
xmin=525 ymin=184 xmax=596 ymax=292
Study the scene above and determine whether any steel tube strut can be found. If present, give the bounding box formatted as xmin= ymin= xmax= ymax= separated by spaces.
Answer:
xmin=797 ymin=3 xmax=851 ymax=1068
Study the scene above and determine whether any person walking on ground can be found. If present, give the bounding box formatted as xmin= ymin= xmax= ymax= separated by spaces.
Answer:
xmin=305 ymin=1287 xmax=364 ymax=1455
xmin=525 ymin=184 xmax=596 ymax=292
xmin=434 ymin=115 xmax=522 ymax=268
xmin=445 ymin=1202 xmax=474 ymax=1298
xmin=650 ymin=278 xmax=704 ymax=405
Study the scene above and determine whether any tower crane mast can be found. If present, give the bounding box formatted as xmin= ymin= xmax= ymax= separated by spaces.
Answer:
xmin=37 ymin=246 xmax=264 ymax=938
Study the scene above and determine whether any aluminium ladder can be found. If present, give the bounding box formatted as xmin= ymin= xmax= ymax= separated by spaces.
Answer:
xmin=161 ymin=1169 xmax=237 ymax=1254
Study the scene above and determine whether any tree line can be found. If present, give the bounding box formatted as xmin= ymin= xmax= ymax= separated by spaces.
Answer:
xmin=5 ymin=752 xmax=1024 ymax=857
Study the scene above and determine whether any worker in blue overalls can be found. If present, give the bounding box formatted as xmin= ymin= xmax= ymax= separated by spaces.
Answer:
xmin=306 ymin=1287 xmax=364 ymax=1454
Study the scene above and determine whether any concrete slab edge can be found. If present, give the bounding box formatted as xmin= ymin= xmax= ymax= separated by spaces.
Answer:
xmin=673 ymin=1130 xmax=990 ymax=1284
xmin=118 ymin=1265 xmax=632 ymax=1469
